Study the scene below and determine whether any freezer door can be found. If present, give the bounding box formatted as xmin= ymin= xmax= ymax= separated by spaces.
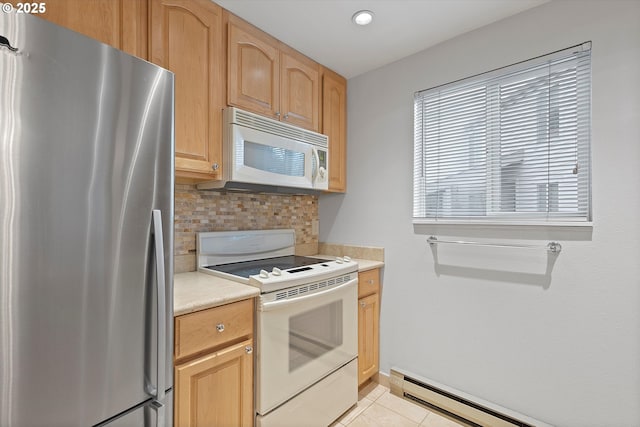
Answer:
xmin=0 ymin=12 xmax=174 ymax=427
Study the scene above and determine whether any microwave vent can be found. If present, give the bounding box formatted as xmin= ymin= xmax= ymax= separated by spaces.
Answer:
xmin=233 ymin=108 xmax=328 ymax=148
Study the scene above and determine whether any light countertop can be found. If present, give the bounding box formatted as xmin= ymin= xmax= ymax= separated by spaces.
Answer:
xmin=174 ymin=256 xmax=384 ymax=316
xmin=345 ymin=257 xmax=384 ymax=272
xmin=173 ymin=272 xmax=259 ymax=316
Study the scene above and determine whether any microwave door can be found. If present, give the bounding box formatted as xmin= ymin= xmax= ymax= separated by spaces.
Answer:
xmin=231 ymin=125 xmax=314 ymax=188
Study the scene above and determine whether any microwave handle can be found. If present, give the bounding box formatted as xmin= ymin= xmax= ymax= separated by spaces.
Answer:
xmin=259 ymin=278 xmax=357 ymax=312
xmin=311 ymin=147 xmax=319 ymax=181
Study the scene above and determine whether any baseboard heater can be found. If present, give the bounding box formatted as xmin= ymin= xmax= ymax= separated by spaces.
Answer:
xmin=389 ymin=368 xmax=554 ymax=427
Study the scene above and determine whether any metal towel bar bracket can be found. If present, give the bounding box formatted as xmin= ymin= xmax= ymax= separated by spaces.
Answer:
xmin=427 ymin=236 xmax=562 ymax=254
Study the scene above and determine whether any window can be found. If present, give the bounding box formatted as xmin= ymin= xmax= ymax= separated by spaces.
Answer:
xmin=413 ymin=43 xmax=591 ymax=225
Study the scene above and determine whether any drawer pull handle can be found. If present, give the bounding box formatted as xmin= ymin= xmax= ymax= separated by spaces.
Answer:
xmin=216 ymin=323 xmax=225 ymax=333
xmin=245 ymin=346 xmax=253 ymax=354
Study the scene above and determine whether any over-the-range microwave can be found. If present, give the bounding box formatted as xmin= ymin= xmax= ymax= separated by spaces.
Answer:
xmin=198 ymin=107 xmax=329 ymax=193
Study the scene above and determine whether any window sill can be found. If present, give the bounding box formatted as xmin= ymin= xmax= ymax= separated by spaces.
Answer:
xmin=412 ymin=220 xmax=594 ymax=240
xmin=412 ymin=219 xmax=593 ymax=228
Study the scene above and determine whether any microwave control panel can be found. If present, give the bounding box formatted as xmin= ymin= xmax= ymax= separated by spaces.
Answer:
xmin=318 ymin=150 xmax=327 ymax=169
xmin=317 ymin=149 xmax=328 ymax=183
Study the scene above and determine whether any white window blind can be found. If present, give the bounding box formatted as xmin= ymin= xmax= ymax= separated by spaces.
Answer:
xmin=413 ymin=43 xmax=591 ymax=224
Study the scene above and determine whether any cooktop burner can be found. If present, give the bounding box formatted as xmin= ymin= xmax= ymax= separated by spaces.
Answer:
xmin=205 ymin=255 xmax=331 ymax=279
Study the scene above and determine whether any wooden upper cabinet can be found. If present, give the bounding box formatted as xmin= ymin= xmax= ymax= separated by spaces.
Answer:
xmin=227 ymin=13 xmax=320 ymax=132
xmin=39 ymin=0 xmax=148 ymax=59
xmin=228 ymin=16 xmax=280 ymax=119
xmin=281 ymin=49 xmax=320 ymax=131
xmin=150 ymin=0 xmax=225 ymax=179
xmin=322 ymin=67 xmax=347 ymax=192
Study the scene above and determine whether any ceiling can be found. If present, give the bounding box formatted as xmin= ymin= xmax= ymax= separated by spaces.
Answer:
xmin=215 ymin=0 xmax=549 ymax=79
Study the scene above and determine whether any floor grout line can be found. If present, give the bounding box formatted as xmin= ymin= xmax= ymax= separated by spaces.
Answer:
xmin=349 ymin=382 xmax=466 ymax=427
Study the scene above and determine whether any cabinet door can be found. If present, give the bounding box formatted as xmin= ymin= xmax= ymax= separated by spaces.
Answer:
xmin=39 ymin=0 xmax=147 ymax=59
xmin=228 ymin=15 xmax=280 ymax=119
xmin=150 ymin=0 xmax=224 ymax=179
xmin=322 ymin=68 xmax=347 ymax=192
xmin=175 ymin=339 xmax=254 ymax=427
xmin=280 ymin=50 xmax=320 ymax=132
xmin=358 ymin=293 xmax=380 ymax=386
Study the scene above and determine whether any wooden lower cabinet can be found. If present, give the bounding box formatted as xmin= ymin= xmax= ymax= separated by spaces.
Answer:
xmin=174 ymin=299 xmax=254 ymax=427
xmin=358 ymin=269 xmax=380 ymax=386
xmin=175 ymin=338 xmax=254 ymax=427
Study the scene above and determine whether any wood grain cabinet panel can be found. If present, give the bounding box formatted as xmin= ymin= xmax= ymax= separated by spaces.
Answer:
xmin=228 ymin=16 xmax=280 ymax=119
xmin=175 ymin=298 xmax=253 ymax=361
xmin=322 ymin=68 xmax=347 ymax=192
xmin=358 ymin=268 xmax=380 ymax=299
xmin=358 ymin=292 xmax=380 ymax=386
xmin=174 ymin=299 xmax=255 ymax=427
xmin=227 ymin=13 xmax=320 ymax=132
xmin=358 ymin=269 xmax=380 ymax=386
xmin=150 ymin=0 xmax=225 ymax=179
xmin=281 ymin=50 xmax=320 ymax=131
xmin=38 ymin=0 xmax=148 ymax=59
xmin=175 ymin=338 xmax=254 ymax=427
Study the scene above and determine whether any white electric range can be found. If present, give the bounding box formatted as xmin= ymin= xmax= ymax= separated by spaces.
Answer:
xmin=197 ymin=229 xmax=358 ymax=427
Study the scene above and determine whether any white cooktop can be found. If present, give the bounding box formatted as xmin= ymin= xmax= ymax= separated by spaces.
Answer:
xmin=197 ymin=229 xmax=357 ymax=293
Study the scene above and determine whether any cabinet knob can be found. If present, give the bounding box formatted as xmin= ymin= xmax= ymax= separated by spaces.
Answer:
xmin=211 ymin=163 xmax=219 ymax=171
xmin=283 ymin=114 xmax=289 ymax=120
xmin=360 ymin=301 xmax=366 ymax=308
xmin=245 ymin=346 xmax=253 ymax=354
xmin=275 ymin=112 xmax=281 ymax=117
xmin=216 ymin=323 xmax=225 ymax=333
xmin=368 ymin=279 xmax=374 ymax=284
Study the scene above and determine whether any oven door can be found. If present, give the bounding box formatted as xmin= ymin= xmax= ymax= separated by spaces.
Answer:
xmin=230 ymin=124 xmax=318 ymax=189
xmin=256 ymin=278 xmax=358 ymax=415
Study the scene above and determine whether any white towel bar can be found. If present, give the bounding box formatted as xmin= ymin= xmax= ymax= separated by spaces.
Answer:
xmin=427 ymin=236 xmax=562 ymax=254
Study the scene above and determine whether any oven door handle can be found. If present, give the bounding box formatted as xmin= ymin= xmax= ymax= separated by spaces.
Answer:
xmin=259 ymin=278 xmax=357 ymax=312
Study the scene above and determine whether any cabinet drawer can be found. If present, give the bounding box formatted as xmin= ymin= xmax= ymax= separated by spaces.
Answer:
xmin=175 ymin=298 xmax=254 ymax=361
xmin=358 ymin=269 xmax=380 ymax=298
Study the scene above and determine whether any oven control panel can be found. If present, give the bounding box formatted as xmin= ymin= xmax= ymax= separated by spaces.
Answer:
xmin=250 ymin=259 xmax=357 ymax=294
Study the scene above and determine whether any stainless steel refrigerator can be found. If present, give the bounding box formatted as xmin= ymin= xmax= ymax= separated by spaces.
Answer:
xmin=0 ymin=11 xmax=174 ymax=427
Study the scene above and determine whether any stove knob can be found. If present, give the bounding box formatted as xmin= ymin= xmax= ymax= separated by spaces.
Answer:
xmin=272 ymin=267 xmax=282 ymax=276
xmin=259 ymin=269 xmax=269 ymax=279
xmin=344 ymin=256 xmax=352 ymax=262
xmin=336 ymin=257 xmax=343 ymax=264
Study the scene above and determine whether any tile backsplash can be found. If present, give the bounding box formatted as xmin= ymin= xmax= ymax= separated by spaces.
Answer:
xmin=174 ymin=184 xmax=319 ymax=273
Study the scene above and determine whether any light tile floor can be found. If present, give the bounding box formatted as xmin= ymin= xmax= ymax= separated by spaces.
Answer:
xmin=331 ymin=382 xmax=465 ymax=427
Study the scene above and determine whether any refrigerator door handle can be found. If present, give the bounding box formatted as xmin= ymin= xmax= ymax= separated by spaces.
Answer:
xmin=151 ymin=209 xmax=166 ymax=403
xmin=151 ymin=399 xmax=165 ymax=427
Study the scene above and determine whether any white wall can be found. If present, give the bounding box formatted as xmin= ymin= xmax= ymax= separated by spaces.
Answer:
xmin=319 ymin=1 xmax=640 ymax=425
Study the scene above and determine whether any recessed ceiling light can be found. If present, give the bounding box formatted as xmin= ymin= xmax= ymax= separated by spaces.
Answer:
xmin=352 ymin=10 xmax=374 ymax=26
